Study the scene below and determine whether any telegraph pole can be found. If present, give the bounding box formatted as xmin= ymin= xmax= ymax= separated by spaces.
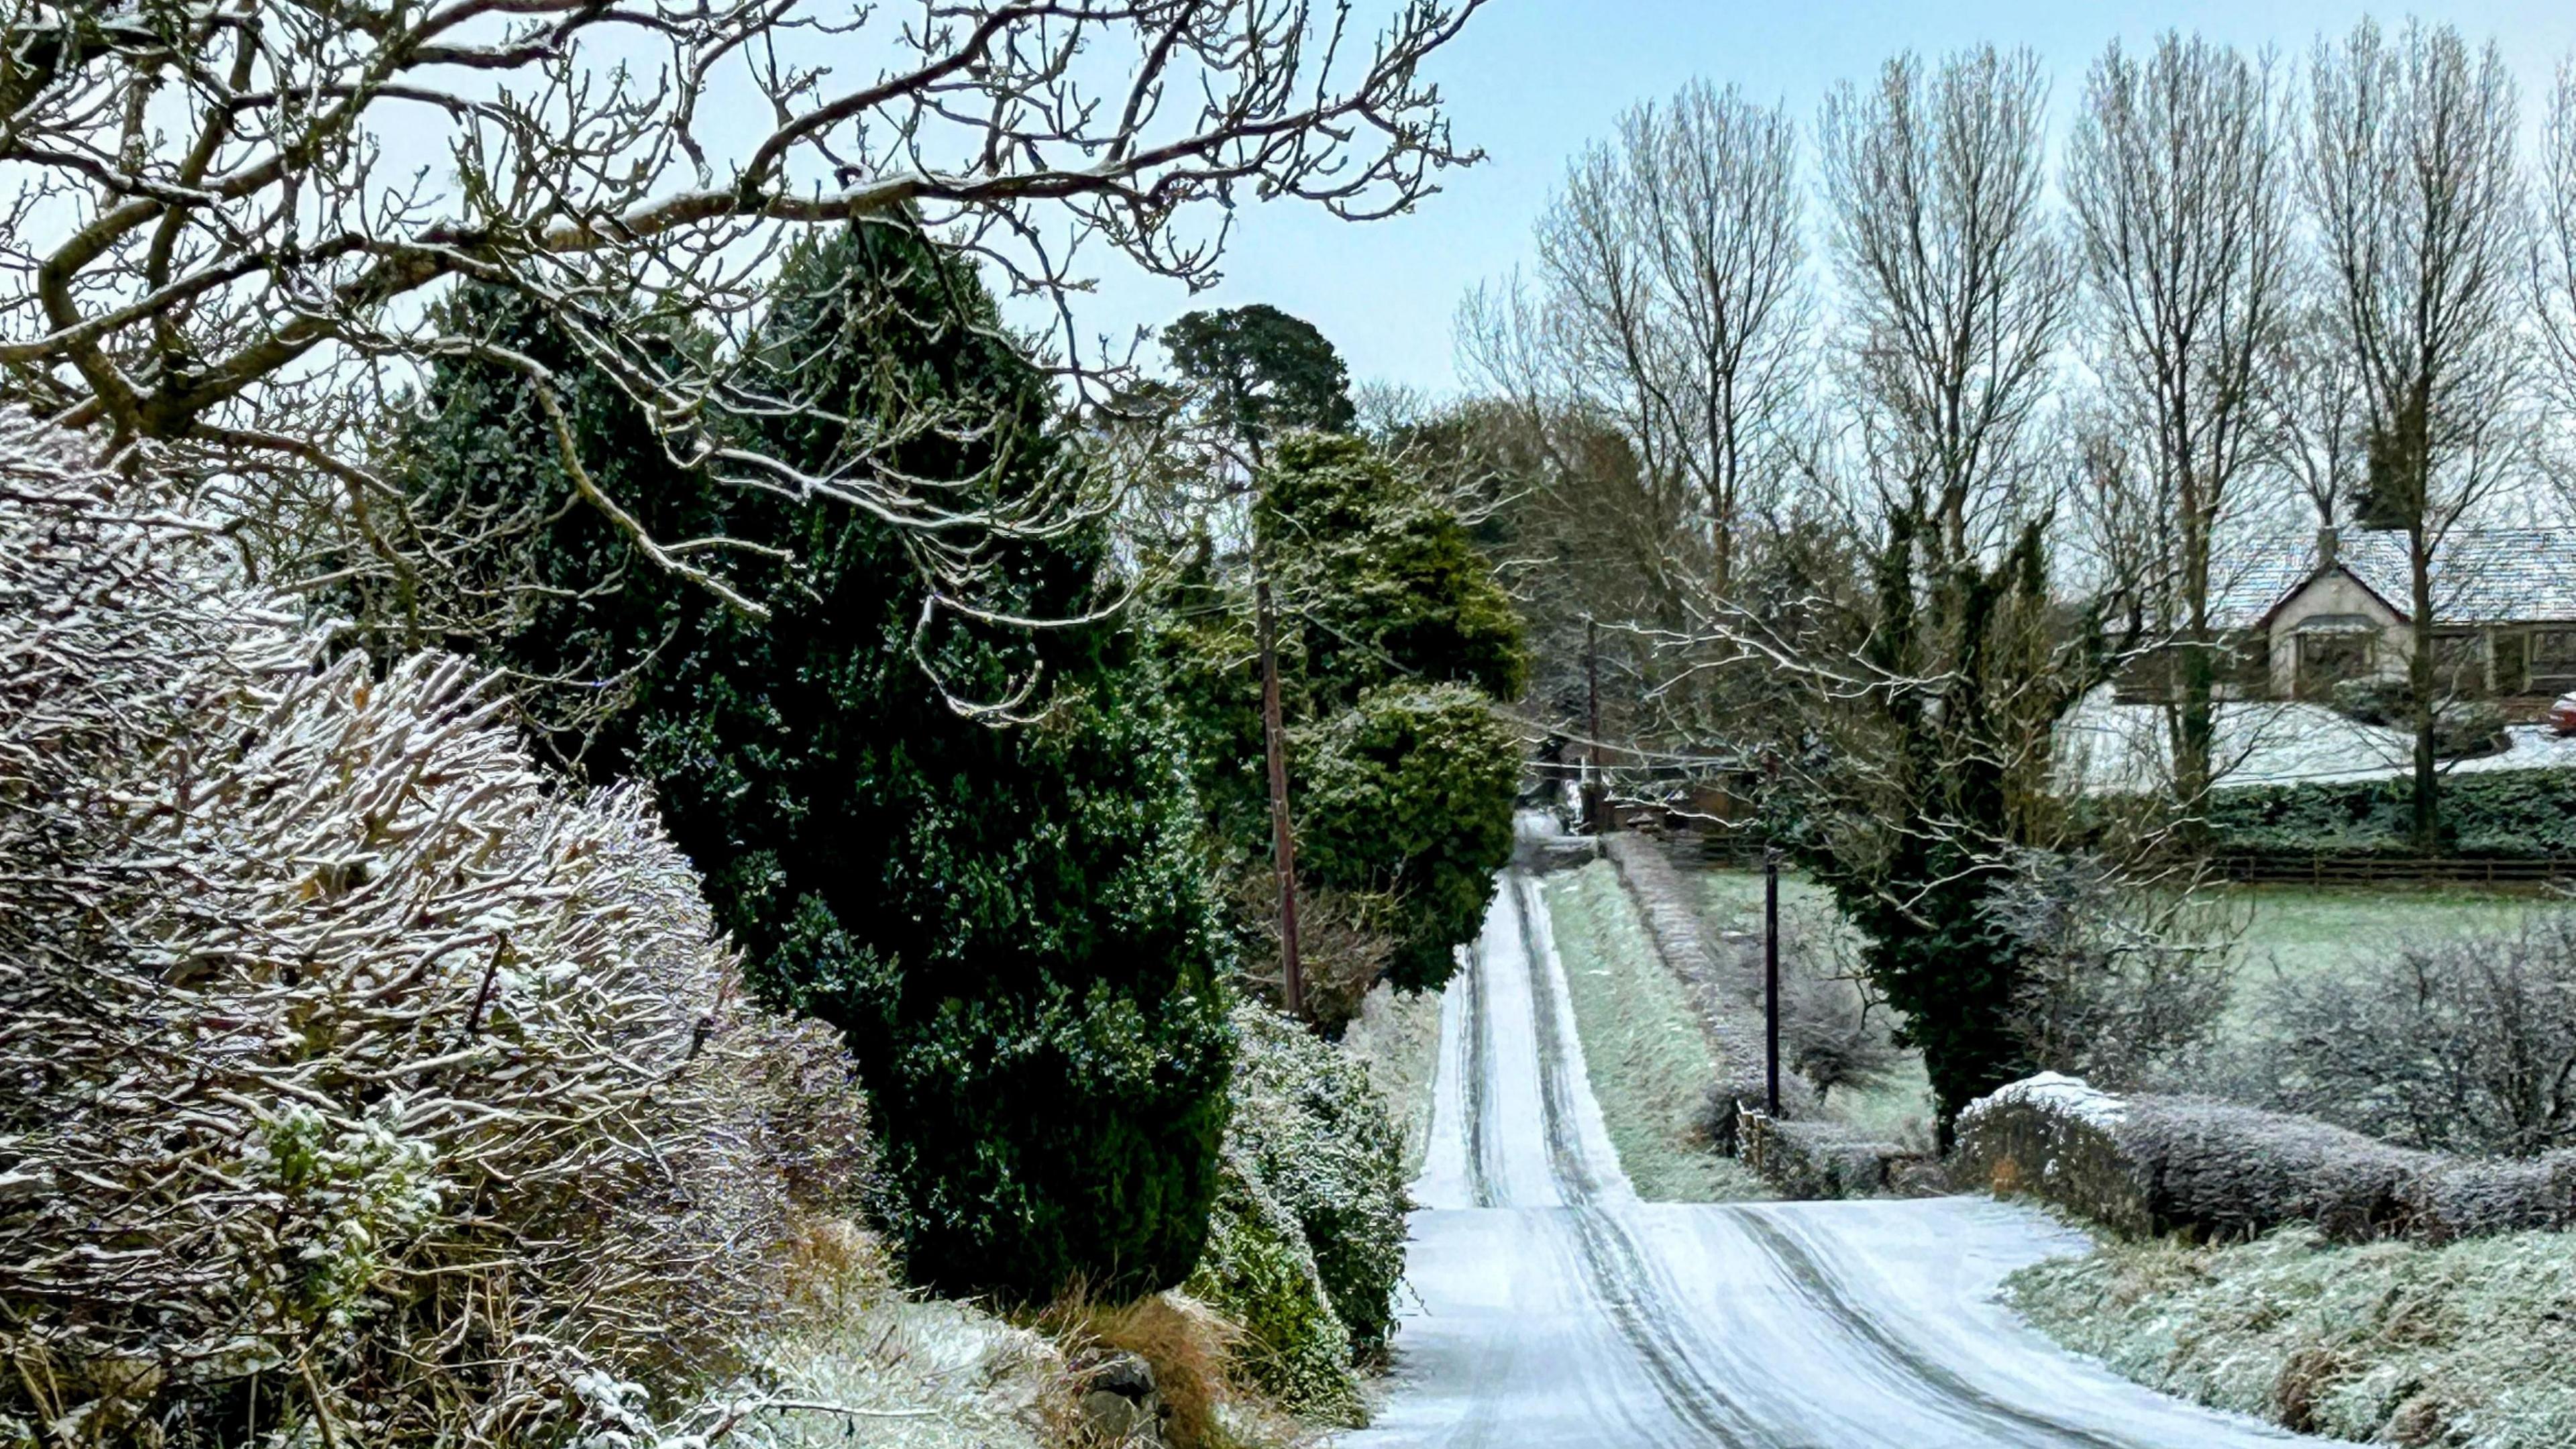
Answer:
xmin=1257 ymin=576 xmax=1305 ymax=1020
xmin=1764 ymin=849 xmax=1781 ymax=1117
xmin=1584 ymin=616 xmax=1605 ymax=833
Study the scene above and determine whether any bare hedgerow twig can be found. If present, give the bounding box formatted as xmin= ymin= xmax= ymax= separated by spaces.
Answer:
xmin=0 ymin=407 xmax=873 ymax=1447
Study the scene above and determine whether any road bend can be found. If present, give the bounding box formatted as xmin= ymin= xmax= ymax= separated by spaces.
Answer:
xmin=1344 ymin=867 xmax=2317 ymax=1449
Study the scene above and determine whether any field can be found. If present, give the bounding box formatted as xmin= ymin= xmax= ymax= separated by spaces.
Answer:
xmin=2224 ymin=882 xmax=2532 ymax=1017
xmin=1689 ymin=863 xmax=2541 ymax=1057
xmin=1684 ymin=866 xmax=1937 ymax=1148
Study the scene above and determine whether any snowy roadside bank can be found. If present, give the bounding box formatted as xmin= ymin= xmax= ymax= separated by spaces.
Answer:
xmin=2006 ymin=1226 xmax=2576 ymax=1448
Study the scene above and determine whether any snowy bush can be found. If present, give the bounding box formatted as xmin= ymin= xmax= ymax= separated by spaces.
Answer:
xmin=2257 ymin=912 xmax=2576 ymax=1157
xmin=0 ymin=412 xmax=869 ymax=1446
xmin=1186 ymin=1151 xmax=1364 ymax=1424
xmin=1981 ymin=850 xmax=2237 ymax=1091
xmin=1183 ymin=1003 xmax=1407 ymax=1423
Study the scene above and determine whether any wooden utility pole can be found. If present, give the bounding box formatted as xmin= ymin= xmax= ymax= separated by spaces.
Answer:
xmin=1257 ymin=576 xmax=1305 ymax=1019
xmin=1584 ymin=616 xmax=1605 ymax=833
xmin=1764 ymin=850 xmax=1781 ymax=1117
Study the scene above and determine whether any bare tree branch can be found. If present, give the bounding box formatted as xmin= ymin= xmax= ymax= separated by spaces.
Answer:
xmin=0 ymin=0 xmax=1487 ymax=616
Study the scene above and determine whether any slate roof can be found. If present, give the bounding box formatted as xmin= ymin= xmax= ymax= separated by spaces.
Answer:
xmin=2209 ymin=528 xmax=2576 ymax=629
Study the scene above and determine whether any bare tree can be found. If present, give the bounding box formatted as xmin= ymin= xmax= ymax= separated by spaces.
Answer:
xmin=1752 ymin=45 xmax=2116 ymax=1135
xmin=2304 ymin=17 xmax=2528 ymax=849
xmin=0 ymin=0 xmax=1483 ymax=616
xmin=2528 ymin=59 xmax=2576 ymax=502
xmin=1454 ymin=284 xmax=1705 ymax=629
xmin=1984 ymin=847 xmax=2241 ymax=1093
xmin=2065 ymin=33 xmax=2294 ymax=835
xmin=2263 ymin=294 xmax=2371 ymax=529
xmin=1824 ymin=47 xmax=2070 ymax=567
xmin=1460 ymin=78 xmax=1809 ymax=600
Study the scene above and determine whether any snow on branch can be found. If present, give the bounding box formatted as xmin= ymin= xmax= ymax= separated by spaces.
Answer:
xmin=0 ymin=0 xmax=1483 ymax=616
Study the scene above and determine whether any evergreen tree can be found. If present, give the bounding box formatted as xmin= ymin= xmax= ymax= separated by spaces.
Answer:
xmin=386 ymin=223 xmax=1232 ymax=1304
xmin=1161 ymin=431 xmax=1527 ymax=1001
xmin=1164 ymin=305 xmax=1359 ymax=461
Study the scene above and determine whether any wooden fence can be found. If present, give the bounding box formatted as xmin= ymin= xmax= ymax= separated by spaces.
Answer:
xmin=2206 ymin=853 xmax=2576 ymax=888
xmin=1664 ymin=828 xmax=2575 ymax=889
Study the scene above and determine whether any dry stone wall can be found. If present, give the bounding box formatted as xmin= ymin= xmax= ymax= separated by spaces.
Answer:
xmin=1599 ymin=834 xmax=1806 ymax=1143
xmin=1959 ymin=1073 xmax=2576 ymax=1243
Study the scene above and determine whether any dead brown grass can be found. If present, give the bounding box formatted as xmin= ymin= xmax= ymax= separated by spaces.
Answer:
xmin=777 ymin=1216 xmax=895 ymax=1315
xmin=1030 ymin=1288 xmax=1307 ymax=1449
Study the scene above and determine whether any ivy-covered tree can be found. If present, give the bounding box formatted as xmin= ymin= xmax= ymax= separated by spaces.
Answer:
xmin=384 ymin=221 xmax=1233 ymax=1305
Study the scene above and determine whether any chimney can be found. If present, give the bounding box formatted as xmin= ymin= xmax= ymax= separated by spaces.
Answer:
xmin=2317 ymin=523 xmax=2339 ymax=572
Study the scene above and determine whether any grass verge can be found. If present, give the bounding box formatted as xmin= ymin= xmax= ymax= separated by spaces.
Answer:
xmin=1543 ymin=860 xmax=1766 ymax=1201
xmin=1338 ymin=979 xmax=1446 ymax=1183
xmin=2006 ymin=1226 xmax=2576 ymax=1448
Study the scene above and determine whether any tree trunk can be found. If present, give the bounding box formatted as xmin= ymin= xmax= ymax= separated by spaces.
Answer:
xmin=2410 ymin=529 xmax=2441 ymax=852
xmin=2174 ymin=652 xmax=2217 ymax=850
xmin=1256 ymin=576 xmax=1305 ymax=1019
xmin=2173 ymin=547 xmax=2218 ymax=851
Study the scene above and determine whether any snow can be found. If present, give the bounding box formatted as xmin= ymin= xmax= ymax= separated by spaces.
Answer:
xmin=1960 ymin=1072 xmax=2129 ymax=1132
xmin=2059 ymin=686 xmax=2576 ymax=792
xmin=1344 ymin=878 xmax=2324 ymax=1448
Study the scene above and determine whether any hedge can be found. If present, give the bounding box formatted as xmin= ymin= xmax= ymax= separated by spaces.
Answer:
xmin=2204 ymin=767 xmax=2576 ymax=858
xmin=1957 ymin=1074 xmax=2576 ymax=1244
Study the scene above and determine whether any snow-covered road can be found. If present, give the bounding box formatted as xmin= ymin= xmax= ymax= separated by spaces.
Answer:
xmin=1342 ymin=874 xmax=2316 ymax=1449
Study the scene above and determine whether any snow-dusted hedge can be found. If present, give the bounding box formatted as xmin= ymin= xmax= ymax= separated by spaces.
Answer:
xmin=0 ymin=413 xmax=870 ymax=1446
xmin=1184 ymin=1003 xmax=1407 ymax=1424
xmin=1953 ymin=1074 xmax=2155 ymax=1234
xmin=1958 ymin=1073 xmax=2576 ymax=1242
xmin=2206 ymin=767 xmax=2576 ymax=857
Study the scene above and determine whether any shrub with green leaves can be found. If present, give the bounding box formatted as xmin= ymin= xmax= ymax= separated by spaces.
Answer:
xmin=1186 ymin=1004 xmax=1408 ymax=1422
xmin=2206 ymin=767 xmax=2576 ymax=857
xmin=1297 ymin=685 xmax=1522 ymax=993
xmin=1158 ymin=428 xmax=1526 ymax=1006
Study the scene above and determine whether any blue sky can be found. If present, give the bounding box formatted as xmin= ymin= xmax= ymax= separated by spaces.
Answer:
xmin=1066 ymin=1 xmax=2576 ymax=396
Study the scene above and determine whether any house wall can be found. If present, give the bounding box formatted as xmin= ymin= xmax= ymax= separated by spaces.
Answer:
xmin=2265 ymin=570 xmax=2407 ymax=698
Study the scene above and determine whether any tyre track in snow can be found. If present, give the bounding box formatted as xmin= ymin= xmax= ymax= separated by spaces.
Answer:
xmin=1347 ymin=845 xmax=2322 ymax=1449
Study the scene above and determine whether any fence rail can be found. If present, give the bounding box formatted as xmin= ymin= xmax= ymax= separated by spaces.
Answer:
xmin=1663 ymin=827 xmax=2576 ymax=888
xmin=2206 ymin=853 xmax=2576 ymax=888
